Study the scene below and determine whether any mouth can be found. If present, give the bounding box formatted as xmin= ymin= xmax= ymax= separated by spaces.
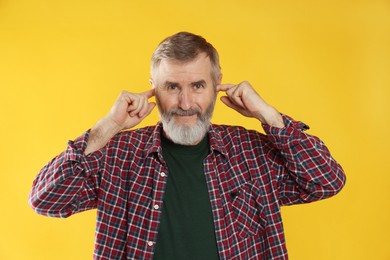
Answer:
xmin=163 ymin=108 xmax=202 ymax=125
xmin=171 ymin=111 xmax=199 ymax=125
xmin=173 ymin=113 xmax=197 ymax=121
xmin=173 ymin=110 xmax=199 ymax=116
xmin=174 ymin=112 xmax=197 ymax=117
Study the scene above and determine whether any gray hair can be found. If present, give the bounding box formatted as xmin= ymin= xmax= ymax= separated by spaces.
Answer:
xmin=151 ymin=32 xmax=221 ymax=86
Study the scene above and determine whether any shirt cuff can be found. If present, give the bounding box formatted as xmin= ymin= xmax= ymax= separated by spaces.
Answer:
xmin=63 ymin=130 xmax=104 ymax=176
xmin=262 ymin=114 xmax=310 ymax=149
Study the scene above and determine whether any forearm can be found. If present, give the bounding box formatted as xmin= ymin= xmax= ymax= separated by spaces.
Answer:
xmin=29 ymin=132 xmax=102 ymax=217
xmin=265 ymin=115 xmax=346 ymax=205
xmin=85 ymin=89 xmax=156 ymax=155
xmin=85 ymin=117 xmax=121 ymax=155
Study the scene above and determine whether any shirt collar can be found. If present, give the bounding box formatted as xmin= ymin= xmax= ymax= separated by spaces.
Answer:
xmin=208 ymin=124 xmax=228 ymax=158
xmin=144 ymin=122 xmax=163 ymax=159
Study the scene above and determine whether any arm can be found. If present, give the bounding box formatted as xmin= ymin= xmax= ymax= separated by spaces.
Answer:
xmin=217 ymin=81 xmax=346 ymax=204
xmin=217 ymin=81 xmax=285 ymax=128
xmin=28 ymin=132 xmax=103 ymax=217
xmin=28 ymin=90 xmax=156 ymax=217
xmin=85 ymin=89 xmax=156 ymax=154
xmin=263 ymin=115 xmax=346 ymax=205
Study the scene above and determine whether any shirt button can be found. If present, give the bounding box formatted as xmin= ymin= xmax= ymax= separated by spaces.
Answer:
xmin=160 ymin=172 xmax=166 ymax=177
xmin=153 ymin=204 xmax=159 ymax=210
xmin=148 ymin=241 xmax=154 ymax=247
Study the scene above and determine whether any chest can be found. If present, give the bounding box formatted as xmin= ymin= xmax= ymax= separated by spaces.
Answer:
xmin=98 ymin=149 xmax=278 ymax=259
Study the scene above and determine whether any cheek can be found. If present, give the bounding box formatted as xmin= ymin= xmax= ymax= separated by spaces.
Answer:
xmin=198 ymin=92 xmax=216 ymax=109
xmin=156 ymin=92 xmax=178 ymax=110
xmin=199 ymin=99 xmax=210 ymax=110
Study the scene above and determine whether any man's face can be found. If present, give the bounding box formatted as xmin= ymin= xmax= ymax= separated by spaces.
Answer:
xmin=151 ymin=53 xmax=218 ymax=145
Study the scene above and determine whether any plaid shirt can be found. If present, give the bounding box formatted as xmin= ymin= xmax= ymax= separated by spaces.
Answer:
xmin=29 ymin=115 xmax=346 ymax=259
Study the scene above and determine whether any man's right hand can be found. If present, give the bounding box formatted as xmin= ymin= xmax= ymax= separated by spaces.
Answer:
xmin=107 ymin=89 xmax=156 ymax=131
xmin=85 ymin=89 xmax=156 ymax=155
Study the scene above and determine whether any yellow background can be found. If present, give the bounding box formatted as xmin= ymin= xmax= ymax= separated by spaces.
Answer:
xmin=1 ymin=0 xmax=389 ymax=259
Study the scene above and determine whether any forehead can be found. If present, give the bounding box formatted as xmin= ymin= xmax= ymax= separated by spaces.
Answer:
xmin=155 ymin=53 xmax=213 ymax=84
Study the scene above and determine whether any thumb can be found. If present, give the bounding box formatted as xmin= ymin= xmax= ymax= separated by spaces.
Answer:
xmin=220 ymin=96 xmax=242 ymax=112
xmin=220 ymin=96 xmax=253 ymax=118
xmin=143 ymin=102 xmax=156 ymax=118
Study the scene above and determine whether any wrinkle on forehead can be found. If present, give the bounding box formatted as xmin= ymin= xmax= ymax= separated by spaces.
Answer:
xmin=154 ymin=53 xmax=213 ymax=86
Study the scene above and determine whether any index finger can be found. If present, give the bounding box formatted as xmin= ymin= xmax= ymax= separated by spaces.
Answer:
xmin=216 ymin=84 xmax=236 ymax=92
xmin=142 ymin=88 xmax=155 ymax=98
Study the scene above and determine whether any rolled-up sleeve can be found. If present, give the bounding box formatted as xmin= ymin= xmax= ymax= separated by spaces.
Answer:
xmin=262 ymin=114 xmax=346 ymax=206
xmin=28 ymin=130 xmax=105 ymax=218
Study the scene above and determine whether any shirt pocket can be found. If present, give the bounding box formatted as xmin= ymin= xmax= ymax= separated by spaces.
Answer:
xmin=229 ymin=182 xmax=267 ymax=239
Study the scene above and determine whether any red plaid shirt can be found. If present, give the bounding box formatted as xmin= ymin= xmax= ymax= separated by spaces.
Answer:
xmin=29 ymin=115 xmax=346 ymax=259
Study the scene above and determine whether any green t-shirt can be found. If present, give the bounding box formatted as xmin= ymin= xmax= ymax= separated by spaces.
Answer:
xmin=153 ymin=134 xmax=219 ymax=260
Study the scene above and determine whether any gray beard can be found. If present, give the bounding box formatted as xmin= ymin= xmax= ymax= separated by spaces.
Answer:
xmin=156 ymin=97 xmax=215 ymax=146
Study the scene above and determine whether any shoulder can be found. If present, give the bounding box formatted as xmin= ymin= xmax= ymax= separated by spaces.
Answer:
xmin=211 ymin=124 xmax=266 ymax=141
xmin=107 ymin=125 xmax=159 ymax=150
xmin=210 ymin=124 xmax=273 ymax=151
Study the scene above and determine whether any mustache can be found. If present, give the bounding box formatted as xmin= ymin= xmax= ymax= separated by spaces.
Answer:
xmin=168 ymin=108 xmax=202 ymax=117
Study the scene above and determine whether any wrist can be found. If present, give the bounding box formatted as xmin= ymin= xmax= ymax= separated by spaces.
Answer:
xmin=97 ymin=116 xmax=123 ymax=137
xmin=84 ymin=117 xmax=121 ymax=155
xmin=257 ymin=106 xmax=285 ymax=128
xmin=265 ymin=117 xmax=285 ymax=128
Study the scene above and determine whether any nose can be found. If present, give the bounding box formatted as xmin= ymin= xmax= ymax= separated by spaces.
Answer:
xmin=178 ymin=88 xmax=193 ymax=110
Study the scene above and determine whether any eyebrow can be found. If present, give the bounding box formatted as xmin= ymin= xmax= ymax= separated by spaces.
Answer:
xmin=191 ymin=80 xmax=207 ymax=86
xmin=163 ymin=81 xmax=180 ymax=88
xmin=162 ymin=80 xmax=207 ymax=87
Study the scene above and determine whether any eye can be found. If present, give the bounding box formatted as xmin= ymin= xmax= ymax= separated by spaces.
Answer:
xmin=167 ymin=84 xmax=178 ymax=90
xmin=194 ymin=83 xmax=204 ymax=89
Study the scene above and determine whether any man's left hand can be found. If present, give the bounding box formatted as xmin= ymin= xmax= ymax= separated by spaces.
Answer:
xmin=217 ymin=81 xmax=285 ymax=128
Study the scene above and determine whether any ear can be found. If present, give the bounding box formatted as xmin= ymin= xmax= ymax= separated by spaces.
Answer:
xmin=217 ymin=73 xmax=223 ymax=85
xmin=149 ymin=78 xmax=155 ymax=89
